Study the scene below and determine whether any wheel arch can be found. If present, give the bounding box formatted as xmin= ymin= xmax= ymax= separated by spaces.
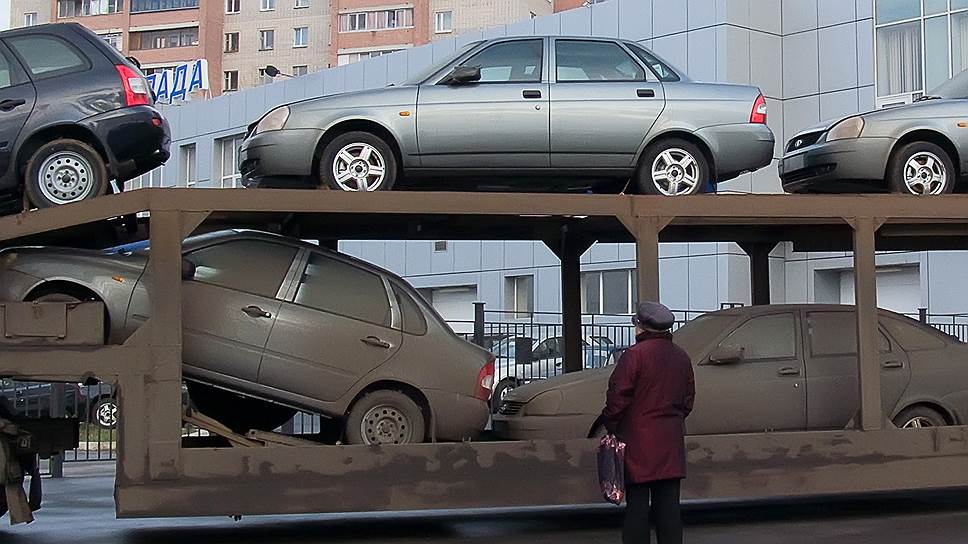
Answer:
xmin=344 ymin=379 xmax=433 ymax=439
xmin=635 ymin=130 xmax=718 ymax=189
xmin=891 ymin=399 xmax=959 ymax=426
xmin=312 ymin=118 xmax=405 ymax=183
xmin=889 ymin=129 xmax=962 ymax=188
xmin=25 ymin=280 xmax=111 ymax=340
xmin=17 ymin=124 xmax=111 ymax=183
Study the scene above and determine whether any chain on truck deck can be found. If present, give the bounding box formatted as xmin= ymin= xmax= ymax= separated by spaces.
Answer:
xmin=0 ymin=400 xmax=41 ymax=526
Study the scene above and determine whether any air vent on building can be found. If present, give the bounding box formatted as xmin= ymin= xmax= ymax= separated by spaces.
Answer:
xmin=434 ymin=241 xmax=448 ymax=252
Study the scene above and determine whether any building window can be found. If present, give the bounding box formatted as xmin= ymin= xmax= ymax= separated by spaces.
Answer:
xmin=225 ymin=0 xmax=240 ymax=13
xmin=505 ymin=276 xmax=534 ymax=317
xmin=181 ymin=144 xmax=197 ymax=186
xmin=131 ymin=27 xmax=199 ymax=50
xmin=101 ymin=32 xmax=122 ymax=51
xmin=433 ymin=241 xmax=448 ymax=252
xmin=223 ymin=70 xmax=238 ymax=92
xmin=435 ymin=11 xmax=453 ymax=33
xmin=224 ymin=32 xmax=239 ymax=53
xmin=24 ymin=12 xmax=38 ymax=26
xmin=292 ymin=65 xmax=309 ymax=76
xmin=57 ymin=0 xmax=122 ymax=18
xmin=130 ymin=0 xmax=198 ymax=13
xmin=295 ymin=0 xmax=309 ymax=7
xmin=260 ymin=29 xmax=275 ymax=51
xmin=217 ymin=135 xmax=244 ymax=188
xmin=582 ymin=270 xmax=636 ymax=315
xmin=261 ymin=0 xmax=275 ymax=11
xmin=293 ymin=27 xmax=309 ymax=48
xmin=336 ymin=49 xmax=400 ymax=66
xmin=874 ymin=0 xmax=968 ymax=100
xmin=339 ymin=8 xmax=413 ymax=32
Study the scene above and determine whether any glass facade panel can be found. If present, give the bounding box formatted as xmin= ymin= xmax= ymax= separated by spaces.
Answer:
xmin=876 ymin=21 xmax=923 ymax=95
xmin=926 ymin=16 xmax=952 ymax=90
xmin=875 ymin=0 xmax=921 ymax=24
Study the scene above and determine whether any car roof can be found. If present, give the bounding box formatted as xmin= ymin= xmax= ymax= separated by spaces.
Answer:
xmin=704 ymin=304 xmax=908 ymax=318
xmin=0 ymin=22 xmax=82 ymax=38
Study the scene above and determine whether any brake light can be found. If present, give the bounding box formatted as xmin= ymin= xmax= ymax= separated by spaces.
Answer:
xmin=116 ymin=64 xmax=150 ymax=107
xmin=475 ymin=356 xmax=495 ymax=402
xmin=750 ymin=93 xmax=767 ymax=124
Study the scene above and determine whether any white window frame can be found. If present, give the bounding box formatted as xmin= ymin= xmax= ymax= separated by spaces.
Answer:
xmin=223 ymin=32 xmax=239 ymax=53
xmin=581 ymin=269 xmax=635 ymax=315
xmin=293 ymin=26 xmax=309 ymax=48
xmin=295 ymin=0 xmax=309 ymax=7
xmin=260 ymin=29 xmax=275 ymax=51
xmin=261 ymin=0 xmax=276 ymax=11
xmin=292 ymin=65 xmax=309 ymax=76
xmin=505 ymin=275 xmax=534 ymax=317
xmin=181 ymin=144 xmax=197 ymax=187
xmin=223 ymin=70 xmax=239 ymax=92
xmin=102 ymin=32 xmax=123 ymax=51
xmin=225 ymin=0 xmax=240 ymax=13
xmin=24 ymin=12 xmax=38 ymax=26
xmin=435 ymin=10 xmax=453 ymax=34
xmin=218 ymin=135 xmax=245 ymax=188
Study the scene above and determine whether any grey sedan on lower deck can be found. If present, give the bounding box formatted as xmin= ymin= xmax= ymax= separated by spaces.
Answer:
xmin=240 ymin=36 xmax=774 ymax=196
xmin=781 ymin=70 xmax=968 ymax=195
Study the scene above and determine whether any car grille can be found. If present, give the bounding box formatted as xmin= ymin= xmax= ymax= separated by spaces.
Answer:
xmin=786 ymin=131 xmax=824 ymax=153
xmin=499 ymin=401 xmax=526 ymax=416
xmin=783 ymin=164 xmax=835 ymax=184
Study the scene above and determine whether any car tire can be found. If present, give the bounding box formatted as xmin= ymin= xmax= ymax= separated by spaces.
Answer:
xmin=185 ymin=381 xmax=297 ymax=434
xmin=636 ymin=138 xmax=710 ymax=196
xmin=490 ymin=378 xmax=520 ymax=414
xmin=319 ymin=131 xmax=397 ymax=192
xmin=90 ymin=396 xmax=119 ymax=429
xmin=344 ymin=390 xmax=426 ymax=445
xmin=887 ymin=142 xmax=956 ymax=195
xmin=24 ymin=139 xmax=109 ymax=209
xmin=893 ymin=405 xmax=948 ymax=429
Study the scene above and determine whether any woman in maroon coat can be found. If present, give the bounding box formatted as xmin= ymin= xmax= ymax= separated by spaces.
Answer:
xmin=603 ymin=302 xmax=695 ymax=544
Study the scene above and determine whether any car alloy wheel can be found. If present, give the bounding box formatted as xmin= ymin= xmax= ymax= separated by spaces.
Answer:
xmin=902 ymin=151 xmax=947 ymax=195
xmin=332 ymin=142 xmax=387 ymax=192
xmin=38 ymin=151 xmax=96 ymax=205
xmin=360 ymin=404 xmax=413 ymax=445
xmin=901 ymin=416 xmax=936 ymax=429
xmin=651 ymin=148 xmax=701 ymax=196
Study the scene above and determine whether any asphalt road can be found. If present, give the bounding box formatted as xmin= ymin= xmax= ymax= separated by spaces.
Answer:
xmin=4 ymin=462 xmax=968 ymax=543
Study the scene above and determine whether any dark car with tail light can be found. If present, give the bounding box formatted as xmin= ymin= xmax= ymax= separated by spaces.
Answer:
xmin=0 ymin=23 xmax=169 ymax=211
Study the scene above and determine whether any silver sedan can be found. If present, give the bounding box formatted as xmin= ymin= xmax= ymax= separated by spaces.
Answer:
xmin=240 ymin=36 xmax=775 ymax=196
xmin=781 ymin=70 xmax=968 ymax=195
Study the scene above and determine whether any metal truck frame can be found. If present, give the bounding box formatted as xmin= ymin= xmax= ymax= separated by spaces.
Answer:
xmin=1 ymin=189 xmax=968 ymax=521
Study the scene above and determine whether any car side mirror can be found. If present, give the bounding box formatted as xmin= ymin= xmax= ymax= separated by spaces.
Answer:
xmin=441 ymin=65 xmax=481 ymax=85
xmin=708 ymin=345 xmax=744 ymax=365
xmin=181 ymin=259 xmax=196 ymax=280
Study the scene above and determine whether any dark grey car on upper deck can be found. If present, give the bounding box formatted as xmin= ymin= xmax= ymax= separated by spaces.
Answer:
xmin=240 ymin=36 xmax=774 ymax=196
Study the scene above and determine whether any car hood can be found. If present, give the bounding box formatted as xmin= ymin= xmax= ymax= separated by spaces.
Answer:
xmin=789 ymin=98 xmax=960 ymax=139
xmin=505 ymin=366 xmax=613 ymax=405
xmin=285 ymin=85 xmax=419 ymax=117
xmin=0 ymin=246 xmax=148 ymax=278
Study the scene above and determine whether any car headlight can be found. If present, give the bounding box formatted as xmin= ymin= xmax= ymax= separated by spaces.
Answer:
xmin=254 ymin=105 xmax=290 ymax=134
xmin=523 ymin=390 xmax=563 ymax=416
xmin=827 ymin=116 xmax=865 ymax=141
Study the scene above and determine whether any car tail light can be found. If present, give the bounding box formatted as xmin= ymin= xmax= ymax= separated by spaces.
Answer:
xmin=116 ymin=64 xmax=151 ymax=107
xmin=750 ymin=93 xmax=768 ymax=124
xmin=475 ymin=355 xmax=495 ymax=402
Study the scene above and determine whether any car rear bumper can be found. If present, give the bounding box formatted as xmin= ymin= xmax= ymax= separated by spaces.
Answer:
xmin=696 ymin=123 xmax=775 ymax=182
xmin=82 ymin=105 xmax=170 ymax=182
xmin=779 ymin=137 xmax=894 ymax=193
xmin=424 ymin=389 xmax=489 ymax=442
xmin=239 ymin=129 xmax=322 ymax=188
xmin=491 ymin=413 xmax=596 ymax=441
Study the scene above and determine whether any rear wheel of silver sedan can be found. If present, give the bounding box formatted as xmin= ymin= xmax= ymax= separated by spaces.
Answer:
xmin=345 ymin=390 xmax=426 ymax=445
xmin=636 ymin=138 xmax=710 ymax=196
xmin=319 ymin=131 xmax=397 ymax=192
xmin=888 ymin=142 xmax=955 ymax=195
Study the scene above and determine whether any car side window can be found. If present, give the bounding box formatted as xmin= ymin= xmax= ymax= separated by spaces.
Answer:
xmin=6 ymin=34 xmax=89 ymax=79
xmin=720 ymin=313 xmax=796 ymax=361
xmin=808 ymin=312 xmax=892 ymax=356
xmin=0 ymin=53 xmax=14 ymax=89
xmin=294 ymin=252 xmax=391 ymax=326
xmin=186 ymin=240 xmax=298 ymax=298
xmin=391 ymin=283 xmax=427 ymax=335
xmin=555 ymin=40 xmax=646 ymax=82
xmin=460 ymin=39 xmax=542 ymax=83
xmin=626 ymin=43 xmax=681 ymax=82
xmin=534 ymin=338 xmax=562 ymax=360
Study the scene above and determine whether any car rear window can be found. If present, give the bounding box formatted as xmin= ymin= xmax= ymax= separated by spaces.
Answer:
xmin=6 ymin=34 xmax=89 ymax=79
xmin=881 ymin=316 xmax=948 ymax=351
xmin=391 ymin=283 xmax=427 ymax=335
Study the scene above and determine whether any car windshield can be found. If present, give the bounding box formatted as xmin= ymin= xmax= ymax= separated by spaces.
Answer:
xmin=491 ymin=337 xmax=533 ymax=357
xmin=672 ymin=314 xmax=733 ymax=349
xmin=404 ymin=40 xmax=485 ymax=85
xmin=929 ymin=68 xmax=968 ymax=99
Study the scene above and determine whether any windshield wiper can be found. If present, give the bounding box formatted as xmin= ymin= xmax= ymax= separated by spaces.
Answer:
xmin=916 ymin=95 xmax=943 ymax=102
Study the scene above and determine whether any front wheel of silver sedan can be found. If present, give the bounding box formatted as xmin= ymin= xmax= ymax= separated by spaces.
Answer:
xmin=319 ymin=131 xmax=397 ymax=192
xmin=636 ymin=138 xmax=710 ymax=196
xmin=888 ymin=142 xmax=956 ymax=195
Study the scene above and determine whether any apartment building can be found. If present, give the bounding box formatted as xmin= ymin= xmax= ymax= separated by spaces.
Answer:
xmin=221 ymin=0 xmax=330 ymax=92
xmin=429 ymin=0 xmax=552 ymax=40
xmin=11 ymin=0 xmax=52 ymax=27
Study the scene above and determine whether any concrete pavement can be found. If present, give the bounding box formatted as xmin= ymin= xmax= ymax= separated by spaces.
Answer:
xmin=3 ymin=462 xmax=968 ymax=543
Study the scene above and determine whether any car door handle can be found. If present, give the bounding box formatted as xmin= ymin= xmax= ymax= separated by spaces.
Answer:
xmin=882 ymin=360 xmax=903 ymax=369
xmin=0 ymin=99 xmax=26 ymax=111
xmin=636 ymin=88 xmax=656 ymax=98
xmin=522 ymin=90 xmax=542 ymax=99
xmin=241 ymin=305 xmax=272 ymax=319
xmin=361 ymin=336 xmax=392 ymax=349
xmin=777 ymin=367 xmax=801 ymax=376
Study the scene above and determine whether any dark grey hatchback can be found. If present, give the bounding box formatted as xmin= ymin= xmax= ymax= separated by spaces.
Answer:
xmin=0 ymin=23 xmax=170 ymax=211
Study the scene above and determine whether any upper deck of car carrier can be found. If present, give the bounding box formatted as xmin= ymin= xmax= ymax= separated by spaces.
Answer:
xmin=2 ymin=188 xmax=968 ymax=521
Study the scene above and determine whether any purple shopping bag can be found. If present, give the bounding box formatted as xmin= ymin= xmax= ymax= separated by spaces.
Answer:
xmin=597 ymin=434 xmax=626 ymax=505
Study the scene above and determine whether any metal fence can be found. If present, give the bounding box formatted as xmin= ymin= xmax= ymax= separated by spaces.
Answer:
xmin=6 ymin=306 xmax=965 ymax=470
